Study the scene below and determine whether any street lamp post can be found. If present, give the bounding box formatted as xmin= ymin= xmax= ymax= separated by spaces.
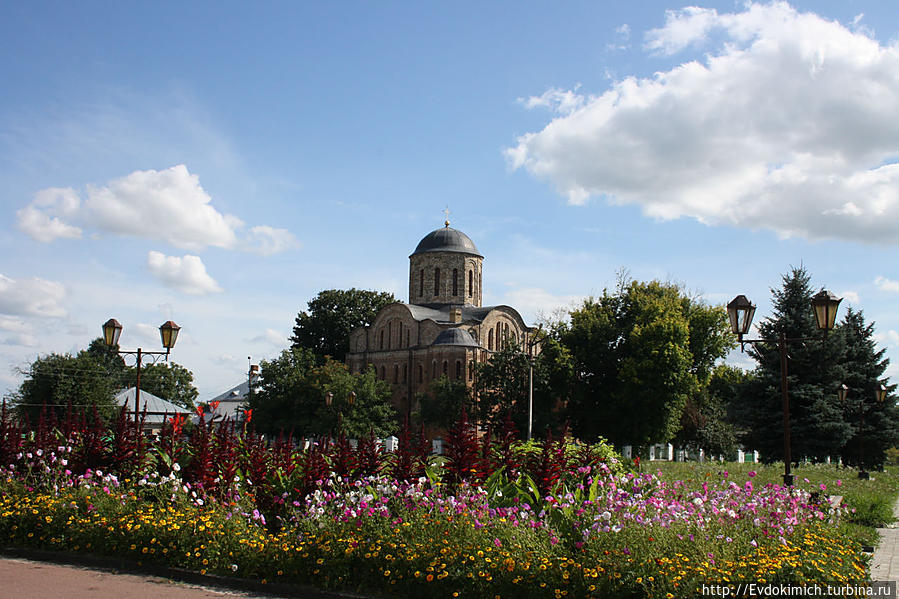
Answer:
xmin=526 ymin=327 xmax=545 ymax=442
xmin=325 ymin=390 xmax=356 ymax=436
xmin=102 ymin=318 xmax=181 ymax=433
xmin=839 ymin=383 xmax=888 ymax=479
xmin=726 ymin=290 xmax=842 ymax=486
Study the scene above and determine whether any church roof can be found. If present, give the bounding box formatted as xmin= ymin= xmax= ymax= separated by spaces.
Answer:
xmin=404 ymin=304 xmax=514 ymax=325
xmin=432 ymin=328 xmax=480 ymax=347
xmin=410 ymin=225 xmax=482 ymax=258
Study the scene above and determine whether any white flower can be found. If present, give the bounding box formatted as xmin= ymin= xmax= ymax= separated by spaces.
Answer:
xmin=231 ymin=564 xmax=239 ymax=572
xmin=172 ymin=463 xmax=181 ymax=472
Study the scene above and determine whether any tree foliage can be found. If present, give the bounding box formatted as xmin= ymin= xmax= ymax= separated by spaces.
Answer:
xmin=14 ymin=347 xmax=121 ymax=422
xmin=248 ymin=348 xmax=397 ymax=439
xmin=417 ymin=375 xmax=473 ymax=431
xmin=290 ymin=288 xmax=396 ymax=363
xmin=838 ymin=307 xmax=898 ymax=468
xmin=475 ymin=337 xmax=573 ymax=437
xmin=561 ymin=279 xmax=733 ymax=447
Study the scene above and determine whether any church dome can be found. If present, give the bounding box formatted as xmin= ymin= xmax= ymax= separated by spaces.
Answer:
xmin=432 ymin=327 xmax=480 ymax=347
xmin=411 ymin=224 xmax=482 ymax=258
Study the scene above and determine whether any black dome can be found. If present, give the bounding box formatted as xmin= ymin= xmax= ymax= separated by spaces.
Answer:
xmin=432 ymin=327 xmax=480 ymax=347
xmin=411 ymin=226 xmax=482 ymax=258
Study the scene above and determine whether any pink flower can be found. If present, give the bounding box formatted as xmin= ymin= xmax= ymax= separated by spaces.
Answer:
xmin=494 ymin=538 xmax=502 ymax=548
xmin=748 ymin=471 xmax=757 ymax=478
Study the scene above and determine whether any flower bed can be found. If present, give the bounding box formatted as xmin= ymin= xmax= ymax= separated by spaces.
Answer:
xmin=0 ymin=410 xmax=873 ymax=598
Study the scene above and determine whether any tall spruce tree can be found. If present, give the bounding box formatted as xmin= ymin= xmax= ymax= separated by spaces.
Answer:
xmin=838 ymin=307 xmax=898 ymax=469
xmin=737 ymin=267 xmax=849 ymax=463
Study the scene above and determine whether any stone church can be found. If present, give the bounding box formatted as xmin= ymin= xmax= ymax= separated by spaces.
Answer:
xmin=346 ymin=221 xmax=539 ymax=417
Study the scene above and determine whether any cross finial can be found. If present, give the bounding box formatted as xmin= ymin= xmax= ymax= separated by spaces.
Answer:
xmin=443 ymin=206 xmax=451 ymax=228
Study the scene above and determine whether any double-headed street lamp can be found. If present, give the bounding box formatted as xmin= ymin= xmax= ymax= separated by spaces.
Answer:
xmin=727 ymin=290 xmax=842 ymax=486
xmin=325 ymin=390 xmax=356 ymax=436
xmin=102 ymin=318 xmax=181 ymax=432
xmin=838 ymin=383 xmax=888 ymax=479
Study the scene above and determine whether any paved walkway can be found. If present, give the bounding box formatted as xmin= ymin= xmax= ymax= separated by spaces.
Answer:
xmin=870 ymin=496 xmax=899 ymax=582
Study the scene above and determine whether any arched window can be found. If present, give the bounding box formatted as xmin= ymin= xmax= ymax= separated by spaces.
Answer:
xmin=488 ymin=328 xmax=493 ymax=351
xmin=434 ymin=268 xmax=440 ymax=296
xmin=405 ymin=330 xmax=410 ymax=347
xmin=379 ymin=329 xmax=384 ymax=350
xmin=418 ymin=364 xmax=423 ymax=383
xmin=419 ymin=269 xmax=424 ymax=297
xmin=393 ymin=364 xmax=399 ymax=384
xmin=455 ymin=360 xmax=462 ymax=380
xmin=432 ymin=360 xmax=437 ymax=379
xmin=468 ymin=270 xmax=473 ymax=297
xmin=402 ymin=363 xmax=407 ymax=383
xmin=380 ymin=365 xmax=386 ymax=380
xmin=442 ymin=360 xmax=448 ymax=376
xmin=388 ymin=322 xmax=392 ymax=349
xmin=452 ymin=269 xmax=458 ymax=296
xmin=468 ymin=361 xmax=475 ymax=381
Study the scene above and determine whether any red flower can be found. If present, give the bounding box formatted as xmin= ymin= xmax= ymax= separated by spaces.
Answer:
xmin=209 ymin=400 xmax=220 ymax=412
xmin=245 ymin=409 xmax=253 ymax=423
xmin=196 ymin=405 xmax=204 ymax=418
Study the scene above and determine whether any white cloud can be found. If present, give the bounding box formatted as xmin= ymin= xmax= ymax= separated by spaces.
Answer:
xmin=18 ymin=166 xmax=299 ymax=255
xmin=507 ymin=2 xmax=899 ymax=244
xmin=502 ymin=287 xmax=585 ymax=324
xmin=249 ymin=328 xmax=288 ymax=347
xmin=875 ymin=329 xmax=899 ymax=348
xmin=16 ymin=187 xmax=83 ymax=242
xmin=146 ymin=251 xmax=223 ymax=295
xmin=87 ymin=165 xmax=242 ymax=250
xmin=0 ymin=316 xmax=36 ymax=347
xmin=839 ymin=290 xmax=860 ymax=304
xmin=875 ymin=276 xmax=899 ymax=293
xmin=244 ymin=225 xmax=301 ymax=256
xmin=0 ymin=274 xmax=67 ymax=318
xmin=520 ymin=85 xmax=585 ymax=115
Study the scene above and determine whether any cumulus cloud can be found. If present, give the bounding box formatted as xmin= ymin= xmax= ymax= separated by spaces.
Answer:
xmin=839 ymin=290 xmax=860 ymax=304
xmin=0 ymin=274 xmax=67 ymax=317
xmin=875 ymin=329 xmax=899 ymax=348
xmin=18 ymin=165 xmax=299 ymax=254
xmin=16 ymin=187 xmax=83 ymax=242
xmin=875 ymin=276 xmax=899 ymax=293
xmin=507 ymin=2 xmax=899 ymax=244
xmin=244 ymin=225 xmax=301 ymax=256
xmin=146 ymin=251 xmax=223 ymax=295
xmin=249 ymin=328 xmax=288 ymax=347
xmin=0 ymin=316 xmax=37 ymax=347
xmin=502 ymin=287 xmax=584 ymax=323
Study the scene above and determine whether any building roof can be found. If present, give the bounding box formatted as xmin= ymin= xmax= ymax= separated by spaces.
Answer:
xmin=410 ymin=225 xmax=482 ymax=258
xmin=404 ymin=304 xmax=508 ymax=324
xmin=115 ymin=388 xmax=192 ymax=425
xmin=432 ymin=327 xmax=480 ymax=347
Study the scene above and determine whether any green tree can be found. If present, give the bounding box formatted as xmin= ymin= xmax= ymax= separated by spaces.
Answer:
xmin=675 ymin=364 xmax=743 ymax=457
xmin=838 ymin=307 xmax=898 ymax=469
xmin=417 ymin=375 xmax=472 ymax=431
xmin=123 ymin=362 xmax=198 ymax=410
xmin=561 ymin=279 xmax=733 ymax=447
xmin=475 ymin=336 xmax=573 ymax=437
xmin=291 ymin=288 xmax=396 ymax=363
xmin=735 ymin=267 xmax=849 ymax=463
xmin=14 ymin=349 xmax=121 ymax=422
xmin=248 ymin=348 xmax=396 ymax=438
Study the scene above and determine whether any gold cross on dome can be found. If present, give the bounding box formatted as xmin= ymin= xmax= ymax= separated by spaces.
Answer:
xmin=443 ymin=206 xmax=451 ymax=227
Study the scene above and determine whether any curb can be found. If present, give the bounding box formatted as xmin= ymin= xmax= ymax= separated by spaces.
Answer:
xmin=0 ymin=547 xmax=372 ymax=599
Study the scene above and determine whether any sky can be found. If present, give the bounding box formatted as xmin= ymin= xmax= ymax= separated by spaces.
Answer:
xmin=2 ymin=1 xmax=899 ymax=401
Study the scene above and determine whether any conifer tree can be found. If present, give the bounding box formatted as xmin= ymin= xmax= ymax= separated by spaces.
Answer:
xmin=838 ymin=307 xmax=898 ymax=469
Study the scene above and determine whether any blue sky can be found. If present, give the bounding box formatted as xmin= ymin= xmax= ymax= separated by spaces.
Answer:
xmin=2 ymin=1 xmax=899 ymax=400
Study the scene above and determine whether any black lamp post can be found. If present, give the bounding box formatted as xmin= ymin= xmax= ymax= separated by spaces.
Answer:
xmin=325 ymin=390 xmax=356 ymax=436
xmin=727 ymin=290 xmax=842 ymax=486
xmin=838 ymin=383 xmax=887 ymax=479
xmin=102 ymin=318 xmax=180 ymax=433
